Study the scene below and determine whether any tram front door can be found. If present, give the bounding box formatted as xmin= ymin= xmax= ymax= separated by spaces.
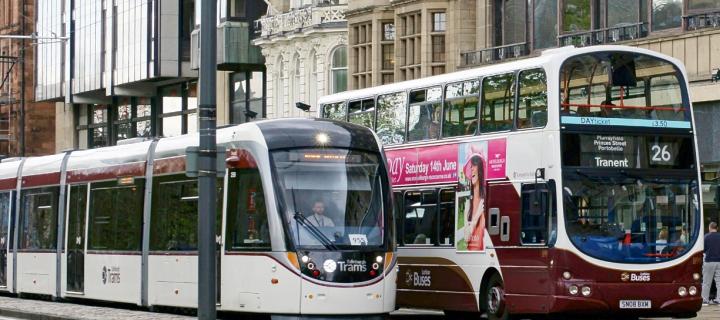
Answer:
xmin=66 ymin=184 xmax=87 ymax=293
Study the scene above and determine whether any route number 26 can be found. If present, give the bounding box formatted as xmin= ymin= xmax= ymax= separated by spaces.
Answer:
xmin=651 ymin=144 xmax=672 ymax=162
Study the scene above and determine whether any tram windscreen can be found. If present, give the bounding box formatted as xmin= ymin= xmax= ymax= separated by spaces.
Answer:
xmin=560 ymin=52 xmax=690 ymax=127
xmin=272 ymin=148 xmax=385 ymax=250
xmin=563 ymin=174 xmax=700 ymax=264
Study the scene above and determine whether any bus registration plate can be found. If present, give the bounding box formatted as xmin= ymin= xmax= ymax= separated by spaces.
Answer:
xmin=619 ymin=300 xmax=651 ymax=309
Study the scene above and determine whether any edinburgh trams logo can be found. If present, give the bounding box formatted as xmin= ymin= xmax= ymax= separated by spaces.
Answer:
xmin=101 ymin=266 xmax=121 ymax=284
xmin=621 ymin=272 xmax=651 ymax=282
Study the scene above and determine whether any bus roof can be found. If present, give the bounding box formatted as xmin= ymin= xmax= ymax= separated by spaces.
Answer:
xmin=317 ymin=45 xmax=685 ymax=105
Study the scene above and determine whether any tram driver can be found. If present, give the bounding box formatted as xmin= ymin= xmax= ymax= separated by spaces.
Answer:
xmin=307 ymin=200 xmax=335 ymax=228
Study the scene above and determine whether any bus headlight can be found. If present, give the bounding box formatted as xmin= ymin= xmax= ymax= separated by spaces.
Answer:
xmin=581 ymin=286 xmax=592 ymax=297
xmin=693 ymin=273 xmax=701 ymax=281
xmin=678 ymin=286 xmax=687 ymax=297
xmin=562 ymin=271 xmax=572 ymax=280
xmin=689 ymin=286 xmax=698 ymax=296
xmin=568 ymin=285 xmax=579 ymax=295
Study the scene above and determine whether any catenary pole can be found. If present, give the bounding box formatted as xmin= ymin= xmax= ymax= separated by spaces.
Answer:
xmin=198 ymin=0 xmax=218 ymax=319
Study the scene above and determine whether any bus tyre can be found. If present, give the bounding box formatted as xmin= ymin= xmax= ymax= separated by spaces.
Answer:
xmin=485 ymin=273 xmax=509 ymax=320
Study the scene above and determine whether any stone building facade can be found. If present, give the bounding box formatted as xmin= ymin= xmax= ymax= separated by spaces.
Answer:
xmin=0 ymin=0 xmax=56 ymax=157
xmin=253 ymin=0 xmax=349 ymax=118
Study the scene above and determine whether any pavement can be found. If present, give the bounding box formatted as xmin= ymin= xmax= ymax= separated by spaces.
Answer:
xmin=0 ymin=295 xmax=717 ymax=320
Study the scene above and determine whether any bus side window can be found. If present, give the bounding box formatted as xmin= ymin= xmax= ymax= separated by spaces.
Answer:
xmin=438 ymin=189 xmax=455 ymax=246
xmin=377 ymin=92 xmax=408 ymax=145
xmin=322 ymin=102 xmax=347 ymax=121
xmin=517 ymin=69 xmax=547 ymax=129
xmin=481 ymin=73 xmax=515 ymax=133
xmin=226 ymin=152 xmax=270 ymax=251
xmin=403 ymin=190 xmax=438 ymax=245
xmin=442 ymin=80 xmax=479 ymax=137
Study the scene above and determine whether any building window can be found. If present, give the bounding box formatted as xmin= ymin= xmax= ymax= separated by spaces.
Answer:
xmin=689 ymin=0 xmax=720 ymax=10
xmin=533 ymin=0 xmax=558 ymax=49
xmin=652 ymin=0 xmax=683 ymax=31
xmin=382 ymin=44 xmax=395 ymax=70
xmin=114 ymin=97 xmax=153 ymax=142
xmin=494 ymin=0 xmax=527 ymax=46
xmin=274 ymin=59 xmax=284 ymax=117
xmin=159 ymin=82 xmax=198 ymax=138
xmin=432 ymin=36 xmax=445 ymax=62
xmin=399 ymin=12 xmax=422 ymax=81
xmin=351 ymin=22 xmax=372 ymax=89
xmin=181 ymin=0 xmax=194 ymax=61
xmin=432 ymin=12 xmax=446 ymax=32
xmin=331 ymin=46 xmax=348 ymax=94
xmin=230 ymin=71 xmax=266 ymax=124
xmin=292 ymin=54 xmax=302 ymax=116
xmin=563 ymin=0 xmax=592 ymax=32
xmin=383 ymin=22 xmax=396 ymax=40
xmin=89 ymin=105 xmax=110 ymax=148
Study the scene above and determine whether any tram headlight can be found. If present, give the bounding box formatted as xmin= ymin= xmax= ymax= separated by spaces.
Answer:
xmin=372 ymin=262 xmax=380 ymax=270
xmin=376 ymin=255 xmax=383 ymax=263
xmin=568 ymin=285 xmax=579 ymax=296
xmin=678 ymin=286 xmax=688 ymax=297
xmin=693 ymin=273 xmax=701 ymax=281
xmin=689 ymin=286 xmax=698 ymax=296
xmin=562 ymin=271 xmax=572 ymax=280
xmin=301 ymin=255 xmax=309 ymax=263
xmin=581 ymin=286 xmax=592 ymax=297
xmin=307 ymin=262 xmax=315 ymax=270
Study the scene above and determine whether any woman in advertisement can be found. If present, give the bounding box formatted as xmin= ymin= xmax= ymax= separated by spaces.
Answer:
xmin=463 ymin=146 xmax=487 ymax=251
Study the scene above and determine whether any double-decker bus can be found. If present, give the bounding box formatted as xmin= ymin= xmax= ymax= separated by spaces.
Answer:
xmin=318 ymin=46 xmax=703 ymax=319
xmin=0 ymin=118 xmax=396 ymax=319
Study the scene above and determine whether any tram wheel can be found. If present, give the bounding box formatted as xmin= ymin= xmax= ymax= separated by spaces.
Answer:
xmin=485 ymin=273 xmax=509 ymax=320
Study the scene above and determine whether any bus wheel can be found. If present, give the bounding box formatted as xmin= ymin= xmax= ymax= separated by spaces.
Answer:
xmin=485 ymin=273 xmax=509 ymax=320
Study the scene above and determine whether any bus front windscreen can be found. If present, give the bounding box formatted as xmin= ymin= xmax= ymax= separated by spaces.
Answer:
xmin=563 ymin=174 xmax=700 ymax=264
xmin=560 ymin=52 xmax=690 ymax=128
xmin=272 ymin=148 xmax=385 ymax=250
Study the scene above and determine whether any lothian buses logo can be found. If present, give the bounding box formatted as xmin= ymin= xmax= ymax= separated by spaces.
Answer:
xmin=621 ymin=272 xmax=651 ymax=282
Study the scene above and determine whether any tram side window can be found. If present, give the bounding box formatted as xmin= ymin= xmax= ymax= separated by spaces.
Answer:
xmin=150 ymin=175 xmax=224 ymax=251
xmin=88 ymin=180 xmax=144 ymax=251
xmin=0 ymin=192 xmax=10 ymax=248
xmin=443 ymin=80 xmax=479 ymax=137
xmin=403 ymin=190 xmax=438 ymax=245
xmin=408 ymin=87 xmax=442 ymax=141
xmin=517 ymin=69 xmax=548 ymax=129
xmin=376 ymin=92 xmax=408 ymax=145
xmin=481 ymin=73 xmax=515 ymax=133
xmin=19 ymin=188 xmax=58 ymax=250
xmin=348 ymin=98 xmax=376 ymax=129
xmin=322 ymin=102 xmax=347 ymax=121
xmin=226 ymin=164 xmax=270 ymax=251
xmin=438 ymin=189 xmax=455 ymax=246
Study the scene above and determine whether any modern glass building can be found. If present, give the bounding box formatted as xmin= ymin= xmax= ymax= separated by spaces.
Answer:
xmin=35 ymin=0 xmax=268 ymax=151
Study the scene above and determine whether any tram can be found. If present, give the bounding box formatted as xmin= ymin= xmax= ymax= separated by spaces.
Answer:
xmin=0 ymin=118 xmax=396 ymax=319
xmin=319 ymin=45 xmax=703 ymax=319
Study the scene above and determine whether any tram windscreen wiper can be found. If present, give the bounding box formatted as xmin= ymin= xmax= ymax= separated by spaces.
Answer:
xmin=290 ymin=187 xmax=338 ymax=250
xmin=293 ymin=212 xmax=338 ymax=250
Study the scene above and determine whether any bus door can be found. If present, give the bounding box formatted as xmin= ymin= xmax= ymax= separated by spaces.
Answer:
xmin=0 ymin=192 xmax=11 ymax=288
xmin=65 ymin=184 xmax=88 ymax=294
xmin=488 ymin=180 xmax=556 ymax=314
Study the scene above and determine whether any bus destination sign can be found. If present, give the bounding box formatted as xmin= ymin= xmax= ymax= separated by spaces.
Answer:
xmin=580 ymin=135 xmax=638 ymax=168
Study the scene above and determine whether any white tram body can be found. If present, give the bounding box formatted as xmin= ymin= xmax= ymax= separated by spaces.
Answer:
xmin=0 ymin=118 xmax=396 ymax=319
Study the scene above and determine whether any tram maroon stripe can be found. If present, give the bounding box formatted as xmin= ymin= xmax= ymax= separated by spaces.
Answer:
xmin=153 ymin=156 xmax=186 ymax=175
xmin=22 ymin=172 xmax=61 ymax=188
xmin=67 ymin=162 xmax=146 ymax=183
xmin=0 ymin=178 xmax=16 ymax=190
